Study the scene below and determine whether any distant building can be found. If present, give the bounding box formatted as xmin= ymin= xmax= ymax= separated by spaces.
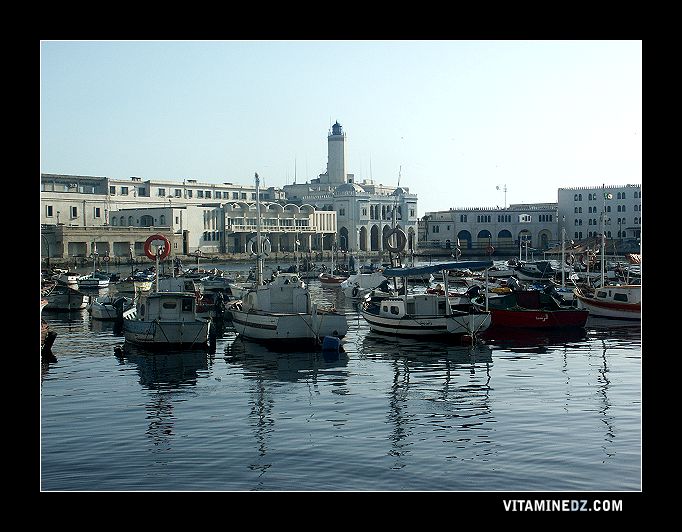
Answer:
xmin=557 ymin=184 xmax=642 ymax=241
xmin=419 ymin=203 xmax=558 ymax=254
xmin=283 ymin=121 xmax=419 ymax=252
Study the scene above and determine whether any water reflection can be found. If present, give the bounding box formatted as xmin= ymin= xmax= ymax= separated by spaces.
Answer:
xmin=114 ymin=344 xmax=211 ymax=450
xmin=360 ymin=333 xmax=496 ymax=470
xmin=224 ymin=335 xmax=349 ymax=383
xmin=481 ymin=327 xmax=588 ymax=353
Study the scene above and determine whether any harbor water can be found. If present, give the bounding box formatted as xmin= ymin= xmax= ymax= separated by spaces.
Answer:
xmin=40 ymin=260 xmax=642 ymax=493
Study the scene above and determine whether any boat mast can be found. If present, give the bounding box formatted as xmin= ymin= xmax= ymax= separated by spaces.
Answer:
xmin=255 ymin=172 xmax=263 ymax=286
xmin=601 ymin=185 xmax=607 ymax=287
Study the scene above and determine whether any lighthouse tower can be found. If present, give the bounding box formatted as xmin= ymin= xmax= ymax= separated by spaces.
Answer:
xmin=326 ymin=121 xmax=347 ymax=185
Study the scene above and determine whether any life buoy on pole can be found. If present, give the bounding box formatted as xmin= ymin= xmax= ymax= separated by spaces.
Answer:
xmin=103 ymin=255 xmax=110 ymax=263
xmin=565 ymin=254 xmax=575 ymax=266
xmin=383 ymin=227 xmax=407 ymax=253
xmin=248 ymin=235 xmax=271 ymax=257
xmin=144 ymin=234 xmax=171 ymax=261
xmin=486 ymin=245 xmax=495 ymax=256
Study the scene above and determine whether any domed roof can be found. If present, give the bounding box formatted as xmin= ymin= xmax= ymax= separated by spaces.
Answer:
xmin=335 ymin=182 xmax=366 ymax=193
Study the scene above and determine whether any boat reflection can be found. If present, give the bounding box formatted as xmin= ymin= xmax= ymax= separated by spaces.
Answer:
xmin=480 ymin=326 xmax=588 ymax=352
xmin=359 ymin=332 xmax=493 ymax=367
xmin=114 ymin=343 xmax=210 ymax=389
xmin=113 ymin=343 xmax=212 ymax=451
xmin=224 ymin=335 xmax=349 ymax=383
xmin=360 ymin=332 xmax=496 ymax=473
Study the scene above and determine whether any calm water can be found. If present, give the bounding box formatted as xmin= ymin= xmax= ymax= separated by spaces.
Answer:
xmin=40 ymin=262 xmax=642 ymax=492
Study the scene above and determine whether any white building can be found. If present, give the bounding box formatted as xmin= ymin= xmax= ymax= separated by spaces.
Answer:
xmin=420 ymin=203 xmax=559 ymax=254
xmin=557 ymin=184 xmax=642 ymax=242
xmin=283 ymin=121 xmax=419 ymax=253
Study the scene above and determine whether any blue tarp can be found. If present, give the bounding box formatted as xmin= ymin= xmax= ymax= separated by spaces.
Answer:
xmin=383 ymin=260 xmax=494 ymax=277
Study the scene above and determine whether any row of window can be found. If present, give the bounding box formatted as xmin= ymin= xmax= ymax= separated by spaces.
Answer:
xmin=45 ymin=205 xmax=99 ymax=219
xmin=108 ymin=185 xmax=262 ymax=201
xmin=575 ymin=191 xmax=642 ymax=201
xmin=574 ymin=217 xmax=642 ymax=226
xmin=576 ymin=204 xmax=641 ymax=213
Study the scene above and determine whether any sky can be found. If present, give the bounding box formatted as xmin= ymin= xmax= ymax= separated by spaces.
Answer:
xmin=40 ymin=40 xmax=642 ymax=215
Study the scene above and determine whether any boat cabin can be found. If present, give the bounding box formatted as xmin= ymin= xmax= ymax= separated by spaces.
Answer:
xmin=137 ymin=292 xmax=198 ymax=322
xmin=243 ymin=273 xmax=309 ymax=313
xmin=378 ymin=294 xmax=453 ymax=319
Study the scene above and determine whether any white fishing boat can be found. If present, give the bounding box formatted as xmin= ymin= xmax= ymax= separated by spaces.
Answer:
xmin=340 ymin=271 xmax=388 ymax=299
xmin=230 ymin=173 xmax=348 ymax=346
xmin=122 ymin=238 xmax=216 ymax=350
xmin=42 ymin=280 xmax=90 ymax=311
xmin=88 ymin=295 xmax=136 ymax=320
xmin=573 ymin=284 xmax=641 ymax=320
xmin=77 ymin=270 xmax=111 ymax=288
xmin=513 ymin=260 xmax=559 ymax=282
xmin=123 ymin=290 xmax=215 ymax=349
xmin=360 ymin=261 xmax=492 ymax=339
xmin=116 ymin=269 xmax=155 ymax=294
xmin=232 ymin=272 xmax=348 ymax=344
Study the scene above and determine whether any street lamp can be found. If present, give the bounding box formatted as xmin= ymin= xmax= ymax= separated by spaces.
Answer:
xmin=496 ymin=184 xmax=507 ymax=209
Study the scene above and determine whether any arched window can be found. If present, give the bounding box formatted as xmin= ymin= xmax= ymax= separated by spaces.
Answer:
xmin=128 ymin=216 xmax=134 ymax=226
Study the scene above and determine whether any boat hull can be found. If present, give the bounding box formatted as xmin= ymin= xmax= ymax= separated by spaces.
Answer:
xmin=574 ymin=295 xmax=641 ymax=320
xmin=123 ymin=318 xmax=212 ymax=349
xmin=231 ymin=309 xmax=348 ymax=343
xmin=487 ymin=308 xmax=589 ymax=328
xmin=360 ymin=308 xmax=491 ymax=338
xmin=44 ymin=285 xmax=90 ymax=310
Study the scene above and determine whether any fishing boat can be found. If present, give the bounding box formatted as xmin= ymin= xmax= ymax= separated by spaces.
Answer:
xmin=513 ymin=260 xmax=559 ymax=282
xmin=231 ymin=272 xmax=348 ymax=344
xmin=122 ymin=238 xmax=216 ymax=350
xmin=360 ymin=261 xmax=492 ymax=339
xmin=340 ymin=271 xmax=387 ymax=299
xmin=122 ymin=289 xmax=215 ymax=350
xmin=87 ymin=295 xmax=136 ymax=320
xmin=42 ymin=280 xmax=90 ymax=311
xmin=77 ymin=270 xmax=111 ymax=289
xmin=471 ymin=289 xmax=589 ymax=329
xmin=230 ymin=173 xmax=348 ymax=345
xmin=116 ymin=269 xmax=155 ymax=294
xmin=573 ymin=284 xmax=641 ymax=320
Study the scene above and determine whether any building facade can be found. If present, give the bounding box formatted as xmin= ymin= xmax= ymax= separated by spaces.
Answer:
xmin=557 ymin=184 xmax=642 ymax=242
xmin=282 ymin=121 xmax=419 ymax=253
xmin=419 ymin=203 xmax=559 ymax=254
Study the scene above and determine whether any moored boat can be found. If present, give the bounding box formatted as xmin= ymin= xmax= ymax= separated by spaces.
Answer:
xmin=472 ymin=289 xmax=589 ymax=329
xmin=88 ymin=295 xmax=136 ymax=320
xmin=360 ymin=261 xmax=493 ymax=339
xmin=573 ymin=284 xmax=641 ymax=320
xmin=122 ymin=290 xmax=215 ymax=350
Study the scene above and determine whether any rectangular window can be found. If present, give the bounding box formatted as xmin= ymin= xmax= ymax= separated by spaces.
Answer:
xmin=215 ymin=191 xmax=221 ymax=199
xmin=232 ymin=192 xmax=239 ymax=199
xmin=175 ymin=189 xmax=182 ymax=197
xmin=187 ymin=190 xmax=193 ymax=198
xmin=46 ymin=205 xmax=53 ymax=217
xmin=121 ymin=187 xmax=129 ymax=195
xmin=158 ymin=188 xmax=166 ymax=197
xmin=94 ymin=207 xmax=101 ymax=218
xmin=109 ymin=186 xmax=116 ymax=195
xmin=339 ymin=208 xmax=345 ymax=216
xmin=197 ymin=190 xmax=204 ymax=198
xmin=138 ymin=187 xmax=146 ymax=196
xmin=70 ymin=206 xmax=78 ymax=218
xmin=205 ymin=191 xmax=212 ymax=198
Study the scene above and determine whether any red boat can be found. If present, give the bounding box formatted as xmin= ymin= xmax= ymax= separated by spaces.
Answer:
xmin=473 ymin=290 xmax=589 ymax=329
xmin=318 ymin=272 xmax=349 ymax=285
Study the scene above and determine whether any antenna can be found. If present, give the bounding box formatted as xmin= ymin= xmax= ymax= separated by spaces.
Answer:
xmin=398 ymin=165 xmax=401 ymax=188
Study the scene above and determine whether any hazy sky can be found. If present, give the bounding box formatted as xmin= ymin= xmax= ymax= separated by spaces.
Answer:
xmin=40 ymin=40 xmax=642 ymax=215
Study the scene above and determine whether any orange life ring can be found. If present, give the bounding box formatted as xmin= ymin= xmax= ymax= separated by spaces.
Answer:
xmin=144 ymin=234 xmax=171 ymax=261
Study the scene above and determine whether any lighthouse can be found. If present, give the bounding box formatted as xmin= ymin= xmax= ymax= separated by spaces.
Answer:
xmin=326 ymin=121 xmax=347 ymax=185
